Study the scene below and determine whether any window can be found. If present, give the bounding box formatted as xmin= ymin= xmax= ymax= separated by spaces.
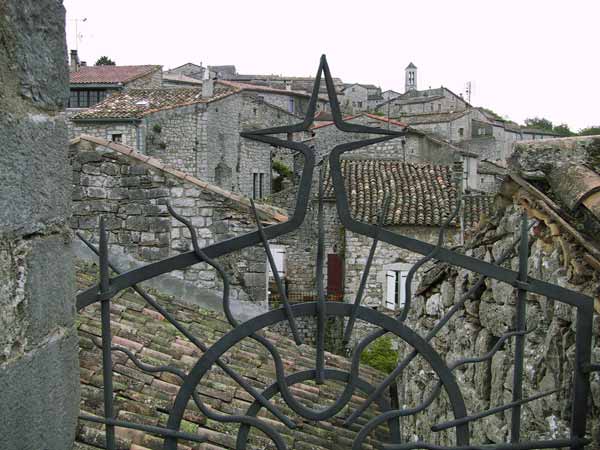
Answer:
xmin=288 ymin=98 xmax=295 ymax=113
xmin=111 ymin=134 xmax=122 ymax=143
xmin=357 ymin=101 xmax=362 ymax=108
xmin=458 ymin=128 xmax=464 ymax=137
xmin=438 ymin=103 xmax=442 ymax=111
xmin=268 ymin=246 xmax=286 ymax=278
xmin=68 ymin=89 xmax=108 ymax=108
xmin=253 ymin=172 xmax=265 ymax=199
xmin=385 ymin=270 xmax=408 ymax=310
xmin=430 ymin=104 xmax=434 ymax=111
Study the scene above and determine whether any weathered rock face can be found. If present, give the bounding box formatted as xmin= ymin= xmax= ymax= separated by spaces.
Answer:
xmin=398 ymin=201 xmax=600 ymax=446
xmin=0 ymin=0 xmax=80 ymax=448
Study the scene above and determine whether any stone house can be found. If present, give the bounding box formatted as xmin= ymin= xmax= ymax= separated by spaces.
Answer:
xmin=341 ymin=83 xmax=384 ymax=113
xmin=308 ymin=113 xmax=481 ymax=191
xmin=375 ymin=86 xmax=470 ymax=116
xmin=398 ymin=108 xmax=561 ymax=163
xmin=68 ymin=50 xmax=162 ymax=109
xmin=69 ymin=81 xmax=327 ymax=199
xmin=70 ymin=135 xmax=288 ymax=317
xmin=269 ymin=158 xmax=495 ymax=345
xmin=162 ymin=62 xmax=205 ymax=88
xmin=164 ymin=62 xmax=205 ymax=80
xmin=382 ymin=89 xmax=402 ymax=101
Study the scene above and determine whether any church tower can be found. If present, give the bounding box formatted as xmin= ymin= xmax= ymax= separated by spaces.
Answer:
xmin=405 ymin=62 xmax=417 ymax=92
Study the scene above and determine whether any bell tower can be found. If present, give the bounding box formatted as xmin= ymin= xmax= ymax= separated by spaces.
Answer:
xmin=405 ymin=62 xmax=417 ymax=92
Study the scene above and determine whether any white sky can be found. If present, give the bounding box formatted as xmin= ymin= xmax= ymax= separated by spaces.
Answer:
xmin=64 ymin=0 xmax=599 ymax=131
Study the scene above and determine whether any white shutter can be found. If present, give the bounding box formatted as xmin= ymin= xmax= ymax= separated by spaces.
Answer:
xmin=398 ymin=271 xmax=408 ymax=309
xmin=269 ymin=247 xmax=286 ymax=278
xmin=385 ymin=271 xmax=397 ymax=310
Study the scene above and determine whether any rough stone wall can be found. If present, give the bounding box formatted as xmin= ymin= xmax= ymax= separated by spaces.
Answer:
xmin=69 ymin=120 xmax=138 ymax=148
xmin=205 ymin=93 xmax=297 ymax=198
xmin=397 ymin=202 xmax=600 ymax=446
xmin=123 ymin=68 xmax=163 ymax=90
xmin=344 ymin=225 xmax=459 ymax=345
xmin=70 ymin=141 xmax=268 ymax=309
xmin=144 ymin=103 xmax=203 ymax=175
xmin=0 ymin=1 xmax=80 ymax=448
xmin=311 ymin=117 xmax=459 ymax=167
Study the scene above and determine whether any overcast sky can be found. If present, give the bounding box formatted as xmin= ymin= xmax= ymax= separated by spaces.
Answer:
xmin=64 ymin=0 xmax=598 ymax=131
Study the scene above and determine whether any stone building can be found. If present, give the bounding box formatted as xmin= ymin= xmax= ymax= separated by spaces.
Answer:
xmin=70 ymin=135 xmax=287 ymax=317
xmin=1 ymin=1 xmax=79 ymax=448
xmin=375 ymin=86 xmax=470 ymax=116
xmin=398 ymin=135 xmax=600 ymax=446
xmin=308 ymin=113 xmax=481 ymax=191
xmin=396 ymin=107 xmax=561 ymax=163
xmin=68 ymin=50 xmax=162 ymax=109
xmin=341 ymin=83 xmax=384 ymax=113
xmin=69 ymin=81 xmax=326 ymax=199
xmin=269 ymin=158 xmax=495 ymax=346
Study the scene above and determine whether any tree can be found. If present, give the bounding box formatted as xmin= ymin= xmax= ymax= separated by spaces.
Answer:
xmin=553 ymin=123 xmax=574 ymax=136
xmin=95 ymin=56 xmax=116 ymax=66
xmin=524 ymin=117 xmax=553 ymax=131
xmin=579 ymin=126 xmax=600 ymax=136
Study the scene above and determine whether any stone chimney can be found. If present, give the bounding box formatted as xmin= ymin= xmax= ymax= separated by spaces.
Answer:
xmin=70 ymin=49 xmax=80 ymax=71
xmin=452 ymin=158 xmax=464 ymax=194
xmin=202 ymin=78 xmax=214 ymax=98
xmin=80 ymin=61 xmax=87 ymax=67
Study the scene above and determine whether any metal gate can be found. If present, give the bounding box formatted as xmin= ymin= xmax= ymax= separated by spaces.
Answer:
xmin=76 ymin=56 xmax=597 ymax=450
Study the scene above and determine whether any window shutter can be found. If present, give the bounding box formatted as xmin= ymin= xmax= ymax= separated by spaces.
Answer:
xmin=385 ymin=271 xmax=397 ymax=310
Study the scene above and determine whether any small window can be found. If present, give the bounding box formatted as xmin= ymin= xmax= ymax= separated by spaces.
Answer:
xmin=437 ymin=103 xmax=441 ymax=111
xmin=357 ymin=101 xmax=362 ymax=108
xmin=458 ymin=128 xmax=464 ymax=137
xmin=288 ymin=98 xmax=295 ymax=113
xmin=268 ymin=246 xmax=286 ymax=278
xmin=253 ymin=173 xmax=265 ymax=199
xmin=111 ymin=134 xmax=122 ymax=143
xmin=385 ymin=270 xmax=408 ymax=310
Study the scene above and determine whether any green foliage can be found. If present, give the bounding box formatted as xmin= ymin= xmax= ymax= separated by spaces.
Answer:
xmin=524 ymin=117 xmax=553 ymax=131
xmin=95 ymin=56 xmax=116 ymax=66
xmin=479 ymin=107 xmax=504 ymax=121
xmin=272 ymin=160 xmax=292 ymax=178
xmin=360 ymin=336 xmax=397 ymax=374
xmin=152 ymin=123 xmax=162 ymax=134
xmin=579 ymin=126 xmax=600 ymax=136
xmin=371 ymin=110 xmax=385 ymax=116
xmin=272 ymin=160 xmax=292 ymax=193
xmin=553 ymin=123 xmax=574 ymax=136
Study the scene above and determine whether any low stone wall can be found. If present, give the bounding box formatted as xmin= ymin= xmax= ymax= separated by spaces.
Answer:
xmin=398 ymin=203 xmax=600 ymax=445
xmin=70 ymin=139 xmax=269 ymax=313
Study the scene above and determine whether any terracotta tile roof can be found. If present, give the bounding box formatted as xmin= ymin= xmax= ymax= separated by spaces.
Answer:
xmin=70 ymin=135 xmax=287 ymax=223
xmin=71 ymin=88 xmax=235 ymax=120
xmin=70 ymin=65 xmax=161 ymax=85
xmin=462 ymin=194 xmax=497 ymax=228
xmin=396 ymin=110 xmax=470 ymax=125
xmin=363 ymin=114 xmax=408 ymax=128
xmin=217 ymin=79 xmax=327 ymax=100
xmin=74 ymin=266 xmax=392 ymax=449
xmin=323 ymin=159 xmax=495 ymax=227
xmin=162 ymin=72 xmax=203 ymax=85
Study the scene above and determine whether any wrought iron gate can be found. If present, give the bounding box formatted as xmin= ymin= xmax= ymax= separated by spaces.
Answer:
xmin=76 ymin=56 xmax=597 ymax=450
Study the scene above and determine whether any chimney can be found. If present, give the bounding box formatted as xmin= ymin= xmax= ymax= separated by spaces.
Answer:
xmin=285 ymin=81 xmax=292 ymax=91
xmin=202 ymin=73 xmax=214 ymax=98
xmin=452 ymin=158 xmax=464 ymax=194
xmin=80 ymin=61 xmax=87 ymax=67
xmin=70 ymin=49 xmax=80 ymax=72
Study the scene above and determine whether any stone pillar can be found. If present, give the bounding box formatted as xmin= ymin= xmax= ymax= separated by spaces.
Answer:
xmin=0 ymin=1 xmax=79 ymax=449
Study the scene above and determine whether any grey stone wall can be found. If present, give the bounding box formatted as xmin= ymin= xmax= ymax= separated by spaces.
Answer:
xmin=0 ymin=1 xmax=80 ymax=448
xmin=397 ymin=203 xmax=600 ymax=446
xmin=145 ymin=103 xmax=203 ymax=175
xmin=123 ymin=68 xmax=163 ymax=90
xmin=70 ymin=141 xmax=269 ymax=309
xmin=69 ymin=120 xmax=138 ymax=148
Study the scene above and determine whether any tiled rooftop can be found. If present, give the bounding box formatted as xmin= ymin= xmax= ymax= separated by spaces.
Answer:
xmin=74 ymin=266 xmax=392 ymax=450
xmin=71 ymin=88 xmax=234 ymax=120
xmin=70 ymin=65 xmax=162 ymax=85
xmin=323 ymin=159 xmax=495 ymax=228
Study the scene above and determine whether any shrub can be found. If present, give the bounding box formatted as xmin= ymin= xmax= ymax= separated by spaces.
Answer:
xmin=360 ymin=336 xmax=397 ymax=374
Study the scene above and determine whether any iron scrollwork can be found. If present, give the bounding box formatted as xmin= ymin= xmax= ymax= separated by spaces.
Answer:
xmin=77 ymin=55 xmax=595 ymax=450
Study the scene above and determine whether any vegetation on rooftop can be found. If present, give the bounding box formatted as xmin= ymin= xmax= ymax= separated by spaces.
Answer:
xmin=360 ymin=336 xmax=397 ymax=374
